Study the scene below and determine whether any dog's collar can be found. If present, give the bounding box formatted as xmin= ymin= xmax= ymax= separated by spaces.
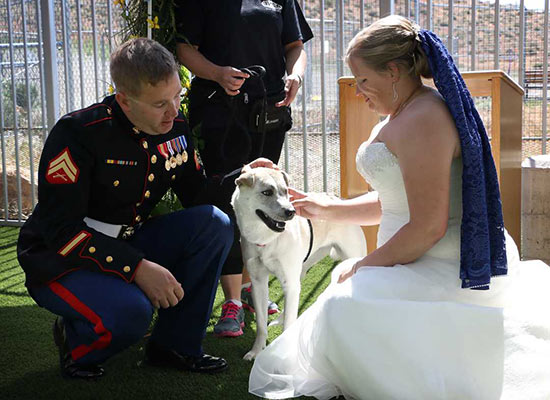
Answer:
xmin=303 ymin=219 xmax=314 ymax=263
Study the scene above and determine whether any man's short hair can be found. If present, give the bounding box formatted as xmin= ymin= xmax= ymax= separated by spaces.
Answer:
xmin=110 ymin=38 xmax=179 ymax=96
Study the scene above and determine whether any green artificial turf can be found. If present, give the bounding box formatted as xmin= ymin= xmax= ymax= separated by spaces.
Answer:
xmin=0 ymin=226 xmax=338 ymax=400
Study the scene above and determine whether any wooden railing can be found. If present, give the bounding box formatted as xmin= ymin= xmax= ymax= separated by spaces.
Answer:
xmin=524 ymin=69 xmax=550 ymax=96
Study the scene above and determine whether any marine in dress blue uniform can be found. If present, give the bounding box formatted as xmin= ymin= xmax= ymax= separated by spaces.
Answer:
xmin=17 ymin=41 xmax=233 ymax=378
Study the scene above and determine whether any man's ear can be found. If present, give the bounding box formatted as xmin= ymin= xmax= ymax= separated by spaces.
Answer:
xmin=115 ymin=92 xmax=131 ymax=113
xmin=235 ymin=171 xmax=255 ymax=187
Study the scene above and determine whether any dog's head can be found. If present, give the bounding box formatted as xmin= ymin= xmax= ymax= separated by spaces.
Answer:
xmin=231 ymin=167 xmax=296 ymax=236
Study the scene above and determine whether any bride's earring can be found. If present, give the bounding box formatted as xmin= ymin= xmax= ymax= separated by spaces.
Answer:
xmin=392 ymin=82 xmax=399 ymax=103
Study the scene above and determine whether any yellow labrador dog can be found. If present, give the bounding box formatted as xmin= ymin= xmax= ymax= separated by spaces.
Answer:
xmin=232 ymin=167 xmax=367 ymax=360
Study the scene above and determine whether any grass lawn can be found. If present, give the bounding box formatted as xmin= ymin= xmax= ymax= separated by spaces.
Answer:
xmin=0 ymin=226 xmax=337 ymax=400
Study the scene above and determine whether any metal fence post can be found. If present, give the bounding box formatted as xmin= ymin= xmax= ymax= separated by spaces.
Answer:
xmin=379 ymin=0 xmax=394 ymax=18
xmin=543 ymin=0 xmax=549 ymax=154
xmin=40 ymin=0 xmax=60 ymax=131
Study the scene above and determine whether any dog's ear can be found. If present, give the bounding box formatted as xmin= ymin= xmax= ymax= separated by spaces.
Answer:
xmin=241 ymin=164 xmax=252 ymax=174
xmin=281 ymin=170 xmax=291 ymax=187
xmin=235 ymin=171 xmax=255 ymax=187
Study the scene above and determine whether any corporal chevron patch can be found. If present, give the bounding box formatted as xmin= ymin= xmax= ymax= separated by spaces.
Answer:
xmin=46 ymin=147 xmax=80 ymax=184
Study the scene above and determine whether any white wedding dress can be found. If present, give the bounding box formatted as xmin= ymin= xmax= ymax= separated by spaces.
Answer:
xmin=249 ymin=142 xmax=550 ymax=400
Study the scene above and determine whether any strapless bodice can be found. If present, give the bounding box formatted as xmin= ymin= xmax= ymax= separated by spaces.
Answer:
xmin=356 ymin=142 xmax=463 ymax=259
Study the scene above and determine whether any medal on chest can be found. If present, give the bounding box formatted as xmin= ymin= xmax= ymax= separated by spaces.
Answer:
xmin=157 ymin=135 xmax=188 ymax=171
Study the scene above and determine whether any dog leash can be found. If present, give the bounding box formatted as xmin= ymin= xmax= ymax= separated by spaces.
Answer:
xmin=303 ymin=219 xmax=314 ymax=263
xmin=219 ymin=167 xmax=244 ymax=185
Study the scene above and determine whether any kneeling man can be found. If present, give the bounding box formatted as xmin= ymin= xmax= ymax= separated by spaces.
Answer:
xmin=17 ymin=38 xmax=232 ymax=379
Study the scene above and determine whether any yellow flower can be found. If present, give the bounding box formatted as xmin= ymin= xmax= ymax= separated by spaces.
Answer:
xmin=114 ymin=0 xmax=125 ymax=8
xmin=147 ymin=16 xmax=160 ymax=29
xmin=107 ymin=84 xmax=115 ymax=94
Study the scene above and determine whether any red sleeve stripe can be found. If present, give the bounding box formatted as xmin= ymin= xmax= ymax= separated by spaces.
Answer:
xmin=69 ymin=104 xmax=109 ymax=116
xmin=84 ymin=117 xmax=112 ymax=127
xmin=48 ymin=281 xmax=112 ymax=361
xmin=58 ymin=231 xmax=91 ymax=257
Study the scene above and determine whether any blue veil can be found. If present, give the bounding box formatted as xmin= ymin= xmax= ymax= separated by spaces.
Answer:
xmin=418 ymin=30 xmax=507 ymax=289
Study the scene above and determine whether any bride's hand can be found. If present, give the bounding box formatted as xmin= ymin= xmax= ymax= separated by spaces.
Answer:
xmin=290 ymin=188 xmax=329 ymax=219
xmin=337 ymin=262 xmax=359 ymax=284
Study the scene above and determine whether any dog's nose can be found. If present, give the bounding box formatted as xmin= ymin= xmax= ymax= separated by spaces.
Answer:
xmin=284 ymin=208 xmax=296 ymax=218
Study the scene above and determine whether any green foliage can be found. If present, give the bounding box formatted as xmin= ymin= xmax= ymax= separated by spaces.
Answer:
xmin=118 ymin=0 xmax=184 ymax=56
xmin=150 ymin=187 xmax=183 ymax=217
xmin=191 ymin=122 xmax=205 ymax=152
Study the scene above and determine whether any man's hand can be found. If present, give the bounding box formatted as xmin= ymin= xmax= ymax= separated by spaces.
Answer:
xmin=276 ymin=74 xmax=301 ymax=107
xmin=215 ymin=66 xmax=249 ymax=96
xmin=134 ymin=259 xmax=184 ymax=309
xmin=244 ymin=157 xmax=280 ymax=171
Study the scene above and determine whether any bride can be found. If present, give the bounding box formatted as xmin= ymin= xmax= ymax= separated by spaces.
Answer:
xmin=248 ymin=15 xmax=550 ymax=400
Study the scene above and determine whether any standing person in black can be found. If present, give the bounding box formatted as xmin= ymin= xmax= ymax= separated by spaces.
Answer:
xmin=176 ymin=0 xmax=313 ymax=338
xmin=17 ymin=38 xmax=231 ymax=378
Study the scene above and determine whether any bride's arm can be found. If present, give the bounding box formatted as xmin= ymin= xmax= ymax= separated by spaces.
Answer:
xmin=338 ymin=100 xmax=460 ymax=282
xmin=290 ymin=188 xmax=382 ymax=226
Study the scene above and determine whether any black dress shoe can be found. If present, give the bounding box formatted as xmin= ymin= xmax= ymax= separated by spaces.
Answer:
xmin=53 ymin=317 xmax=105 ymax=379
xmin=145 ymin=341 xmax=228 ymax=374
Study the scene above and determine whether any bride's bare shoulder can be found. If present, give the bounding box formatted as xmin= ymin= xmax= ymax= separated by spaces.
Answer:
xmin=383 ymin=89 xmax=460 ymax=159
xmin=400 ymin=91 xmax=458 ymax=143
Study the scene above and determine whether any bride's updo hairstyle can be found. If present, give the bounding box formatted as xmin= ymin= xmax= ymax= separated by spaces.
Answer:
xmin=346 ymin=15 xmax=432 ymax=79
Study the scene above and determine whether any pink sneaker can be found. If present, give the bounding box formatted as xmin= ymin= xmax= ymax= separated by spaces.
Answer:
xmin=214 ymin=302 xmax=245 ymax=337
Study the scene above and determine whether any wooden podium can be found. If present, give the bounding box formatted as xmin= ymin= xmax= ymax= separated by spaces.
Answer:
xmin=338 ymin=70 xmax=523 ymax=253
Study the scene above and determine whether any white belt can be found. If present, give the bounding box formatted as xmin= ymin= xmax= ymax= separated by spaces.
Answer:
xmin=83 ymin=217 xmax=136 ymax=239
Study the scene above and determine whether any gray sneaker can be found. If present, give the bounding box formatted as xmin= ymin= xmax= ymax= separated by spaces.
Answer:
xmin=214 ymin=302 xmax=245 ymax=337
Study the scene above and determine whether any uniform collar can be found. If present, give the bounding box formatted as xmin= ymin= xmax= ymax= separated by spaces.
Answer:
xmin=106 ymin=95 xmax=149 ymax=138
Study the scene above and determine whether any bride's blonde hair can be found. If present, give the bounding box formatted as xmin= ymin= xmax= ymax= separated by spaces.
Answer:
xmin=346 ymin=15 xmax=432 ymax=79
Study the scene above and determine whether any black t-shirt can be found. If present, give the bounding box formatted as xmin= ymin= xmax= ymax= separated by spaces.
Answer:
xmin=177 ymin=0 xmax=313 ymax=94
